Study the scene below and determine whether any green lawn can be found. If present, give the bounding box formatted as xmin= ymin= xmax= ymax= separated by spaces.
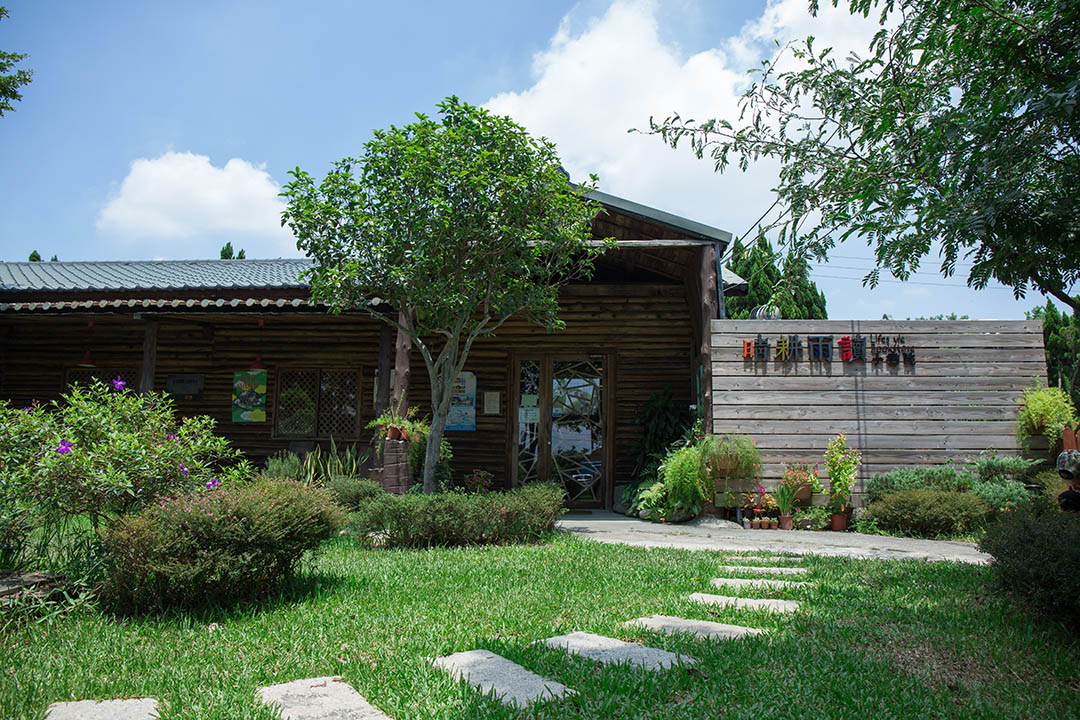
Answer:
xmin=2 ymin=535 xmax=1078 ymax=719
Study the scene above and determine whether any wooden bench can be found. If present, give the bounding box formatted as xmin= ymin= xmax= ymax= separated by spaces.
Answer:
xmin=1064 ymin=427 xmax=1080 ymax=451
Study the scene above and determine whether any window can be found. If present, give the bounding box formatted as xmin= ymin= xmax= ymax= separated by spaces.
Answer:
xmin=275 ymin=369 xmax=360 ymax=439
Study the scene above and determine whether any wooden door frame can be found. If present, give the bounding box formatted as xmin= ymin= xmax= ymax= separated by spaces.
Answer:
xmin=509 ymin=350 xmax=615 ymax=508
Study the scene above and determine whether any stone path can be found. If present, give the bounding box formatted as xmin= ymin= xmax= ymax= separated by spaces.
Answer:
xmin=45 ymin=698 xmax=159 ymax=719
xmin=432 ymin=649 xmax=576 ymax=709
xmin=710 ymin=577 xmax=808 ymax=590
xmin=258 ymin=676 xmax=391 ymax=719
xmin=558 ymin=510 xmax=990 ymax=563
xmin=540 ymin=631 xmax=694 ymax=670
xmin=689 ymin=592 xmax=801 ymax=613
xmin=716 ymin=565 xmax=807 ymax=576
xmin=625 ymin=614 xmax=763 ymax=639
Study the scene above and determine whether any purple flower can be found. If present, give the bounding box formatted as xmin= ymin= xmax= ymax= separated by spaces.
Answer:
xmin=180 ymin=463 xmax=189 ymax=476
xmin=56 ymin=439 xmax=73 ymax=454
xmin=166 ymin=433 xmax=177 ymax=442
xmin=19 ymin=407 xmax=31 ymax=413
xmin=205 ymin=478 xmax=221 ymax=490
xmin=112 ymin=376 xmax=126 ymax=391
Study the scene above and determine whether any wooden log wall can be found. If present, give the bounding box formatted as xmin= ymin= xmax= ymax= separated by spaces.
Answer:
xmin=710 ymin=320 xmax=1047 ymax=499
xmin=0 ymin=283 xmax=693 ymax=494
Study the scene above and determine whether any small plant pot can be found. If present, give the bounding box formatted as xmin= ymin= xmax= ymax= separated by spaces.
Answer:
xmin=751 ymin=519 xmax=761 ymax=529
xmin=830 ymin=512 xmax=848 ymax=532
xmin=742 ymin=520 xmax=752 ymax=530
xmin=386 ymin=426 xmax=403 ymax=441
xmin=769 ymin=519 xmax=778 ymax=529
xmin=779 ymin=514 xmax=793 ymax=530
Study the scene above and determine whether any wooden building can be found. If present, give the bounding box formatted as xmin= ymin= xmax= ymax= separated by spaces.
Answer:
xmin=0 ymin=191 xmax=746 ymax=509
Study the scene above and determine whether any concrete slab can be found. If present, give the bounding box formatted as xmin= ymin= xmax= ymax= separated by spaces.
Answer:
xmin=710 ymin=577 xmax=807 ymax=590
xmin=258 ymin=677 xmax=390 ymax=719
xmin=716 ymin=565 xmax=808 ymax=576
xmin=540 ymin=631 xmax=694 ymax=670
xmin=624 ymin=614 xmax=764 ymax=640
xmin=559 ymin=511 xmax=990 ymax=563
xmin=722 ymin=555 xmax=804 ymax=564
xmin=432 ymin=649 xmax=575 ymax=709
xmin=689 ymin=593 xmax=801 ymax=613
xmin=45 ymin=698 xmax=158 ymax=720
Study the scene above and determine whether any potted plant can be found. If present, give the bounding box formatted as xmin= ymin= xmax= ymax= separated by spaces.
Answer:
xmin=751 ymin=517 xmax=761 ymax=529
xmin=823 ymin=433 xmax=862 ymax=531
xmin=701 ymin=433 xmax=761 ymax=498
xmin=742 ymin=517 xmax=752 ymax=529
xmin=772 ymin=474 xmax=803 ymax=530
xmin=366 ymin=407 xmax=417 ymax=443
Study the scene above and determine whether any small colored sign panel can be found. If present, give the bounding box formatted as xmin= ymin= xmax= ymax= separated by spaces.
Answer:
xmin=232 ymin=369 xmax=267 ymax=422
xmin=483 ymin=391 xmax=500 ymax=415
xmin=447 ymin=371 xmax=477 ymax=431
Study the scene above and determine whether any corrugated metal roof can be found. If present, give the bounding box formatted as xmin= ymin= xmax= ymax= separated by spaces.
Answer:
xmin=0 ymin=259 xmax=311 ymax=292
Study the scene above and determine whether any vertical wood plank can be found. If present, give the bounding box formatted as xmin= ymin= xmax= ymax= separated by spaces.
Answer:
xmin=138 ymin=320 xmax=159 ymax=393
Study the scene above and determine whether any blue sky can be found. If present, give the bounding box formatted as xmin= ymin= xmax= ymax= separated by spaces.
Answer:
xmin=0 ymin=0 xmax=1066 ymax=319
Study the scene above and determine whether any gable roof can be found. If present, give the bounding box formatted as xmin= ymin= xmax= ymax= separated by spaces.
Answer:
xmin=0 ymin=258 xmax=310 ymax=292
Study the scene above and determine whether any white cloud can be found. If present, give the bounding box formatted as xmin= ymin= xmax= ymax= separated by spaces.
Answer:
xmin=97 ymin=151 xmax=298 ymax=259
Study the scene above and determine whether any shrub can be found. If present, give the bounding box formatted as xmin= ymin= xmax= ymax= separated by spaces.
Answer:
xmin=100 ymin=479 xmax=346 ymax=612
xmin=0 ymin=382 xmax=241 ymax=530
xmin=350 ymin=484 xmax=564 ymax=548
xmin=823 ymin=433 xmax=861 ymax=512
xmin=404 ymin=416 xmax=453 ymax=489
xmin=1031 ymin=468 xmax=1069 ymax=504
xmin=635 ymin=444 xmax=708 ymax=522
xmin=864 ymin=466 xmax=971 ymax=503
xmin=864 ymin=490 xmax=992 ymax=538
xmin=968 ymin=449 xmax=1041 ymax=485
xmin=330 ymin=476 xmax=387 ymax=510
xmin=1016 ymin=384 xmax=1077 ymax=452
xmin=263 ymin=450 xmax=303 ymax=480
xmin=970 ymin=480 xmax=1032 ymax=515
xmin=980 ymin=503 xmax=1080 ymax=624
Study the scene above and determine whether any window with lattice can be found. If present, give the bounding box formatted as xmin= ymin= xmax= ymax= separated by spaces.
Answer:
xmin=65 ymin=367 xmax=138 ymax=390
xmin=275 ymin=369 xmax=360 ymax=439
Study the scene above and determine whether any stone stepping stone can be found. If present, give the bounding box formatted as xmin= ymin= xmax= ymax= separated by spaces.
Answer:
xmin=723 ymin=555 xmax=803 ymax=564
xmin=258 ymin=676 xmax=390 ymax=719
xmin=540 ymin=631 xmax=694 ymax=670
xmin=625 ymin=614 xmax=763 ymax=640
xmin=689 ymin=592 xmax=801 ymax=613
xmin=432 ymin=649 xmax=575 ymax=709
xmin=710 ymin=577 xmax=807 ymax=590
xmin=45 ymin=698 xmax=159 ymax=720
xmin=717 ymin=565 xmax=808 ymax=576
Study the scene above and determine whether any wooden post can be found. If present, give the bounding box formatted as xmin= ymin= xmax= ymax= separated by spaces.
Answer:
xmin=138 ymin=320 xmax=159 ymax=394
xmin=699 ymin=245 xmax=719 ymax=434
xmin=392 ymin=307 xmax=412 ymax=416
xmin=375 ymin=323 xmax=393 ymax=415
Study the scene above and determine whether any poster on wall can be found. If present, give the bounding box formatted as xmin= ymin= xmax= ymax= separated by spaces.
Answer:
xmin=232 ymin=369 xmax=267 ymax=422
xmin=446 ymin=371 xmax=477 ymax=431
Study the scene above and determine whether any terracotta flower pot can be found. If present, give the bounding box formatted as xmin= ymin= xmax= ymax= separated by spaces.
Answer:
xmin=779 ymin=514 xmax=793 ymax=530
xmin=751 ymin=519 xmax=761 ymax=529
xmin=386 ymin=425 xmax=402 ymax=441
xmin=770 ymin=519 xmax=778 ymax=529
xmin=830 ymin=512 xmax=848 ymax=532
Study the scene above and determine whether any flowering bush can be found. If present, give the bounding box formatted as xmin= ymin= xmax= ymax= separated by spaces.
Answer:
xmin=460 ymin=469 xmax=494 ymax=494
xmin=0 ymin=380 xmax=243 ymax=532
xmin=823 ymin=434 xmax=862 ymax=512
xmin=100 ymin=478 xmax=346 ymax=611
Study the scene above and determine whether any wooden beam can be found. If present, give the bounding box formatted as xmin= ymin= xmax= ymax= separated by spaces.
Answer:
xmin=138 ymin=320 xmax=159 ymax=393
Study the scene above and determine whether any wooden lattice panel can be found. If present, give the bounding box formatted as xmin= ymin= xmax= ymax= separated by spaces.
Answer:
xmin=276 ymin=370 xmax=318 ymax=436
xmin=317 ymin=370 xmax=359 ymax=439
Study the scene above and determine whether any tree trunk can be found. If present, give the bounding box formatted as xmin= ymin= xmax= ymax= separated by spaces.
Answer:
xmin=422 ymin=402 xmax=448 ymax=494
xmin=392 ymin=307 xmax=413 ymax=416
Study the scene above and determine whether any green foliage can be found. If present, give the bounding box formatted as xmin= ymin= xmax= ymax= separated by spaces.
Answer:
xmin=0 ymin=380 xmax=241 ymax=536
xmin=864 ymin=466 xmax=971 ymax=503
xmin=404 ymin=415 xmax=453 ymax=490
xmin=980 ymin=502 xmax=1080 ymax=625
xmin=635 ymin=444 xmax=710 ymax=522
xmin=652 ymin=0 xmax=1080 ymax=313
xmin=219 ymin=242 xmax=245 ymax=260
xmin=0 ymin=7 xmax=32 ymax=117
xmin=970 ymin=481 xmax=1032 ymax=516
xmin=27 ymin=250 xmax=40 ymax=262
xmin=263 ymin=450 xmax=302 ymax=480
xmin=723 ymin=232 xmax=827 ymax=319
xmin=99 ymin=479 xmax=346 ymax=612
xmin=282 ymin=96 xmax=611 ymax=493
xmin=262 ymin=441 xmax=369 ymax=485
xmin=864 ymin=490 xmax=992 ymax=539
xmin=1029 ymin=302 xmax=1080 ymax=408
xmin=329 ymin=476 xmax=387 ymax=511
xmin=699 ymin=433 xmax=762 ymax=495
xmin=772 ymin=478 xmax=801 ymax=516
xmin=1016 ymin=384 xmax=1077 ymax=452
xmin=823 ymin=433 xmax=861 ymax=512
xmin=349 ymin=484 xmax=565 ymax=548
xmin=968 ymin=449 xmax=1041 ymax=484
xmin=629 ymin=388 xmax=691 ymax=491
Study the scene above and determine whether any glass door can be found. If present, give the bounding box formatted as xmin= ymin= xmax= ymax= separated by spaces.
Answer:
xmin=514 ymin=355 xmax=606 ymax=508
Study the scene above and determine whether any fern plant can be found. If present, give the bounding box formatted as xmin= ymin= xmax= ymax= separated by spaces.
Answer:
xmin=1016 ymin=383 xmax=1077 ymax=452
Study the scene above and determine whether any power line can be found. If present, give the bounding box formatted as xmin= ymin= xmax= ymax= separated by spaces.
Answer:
xmin=812 ymin=272 xmax=1016 ymax=290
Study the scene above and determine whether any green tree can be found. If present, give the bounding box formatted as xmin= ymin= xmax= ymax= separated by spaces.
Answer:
xmin=282 ymin=97 xmax=609 ymax=492
xmin=725 ymin=233 xmax=827 ymax=319
xmin=651 ymin=0 xmax=1080 ymax=312
xmin=219 ymin=242 xmax=245 ymax=259
xmin=0 ymin=6 xmax=32 ymax=117
xmin=27 ymin=250 xmax=40 ymax=262
xmin=1028 ymin=303 xmax=1080 ymax=407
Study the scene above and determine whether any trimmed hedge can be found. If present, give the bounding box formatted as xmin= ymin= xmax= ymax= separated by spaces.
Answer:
xmin=864 ymin=466 xmax=970 ymax=503
xmin=330 ymin=476 xmax=387 ymax=510
xmin=350 ymin=483 xmax=565 ymax=548
xmin=864 ymin=490 xmax=991 ymax=538
xmin=980 ymin=503 xmax=1080 ymax=624
xmin=100 ymin=479 xmax=346 ymax=612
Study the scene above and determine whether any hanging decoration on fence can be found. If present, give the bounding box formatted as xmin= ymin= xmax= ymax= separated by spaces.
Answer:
xmin=232 ymin=369 xmax=267 ymax=422
xmin=741 ymin=333 xmax=915 ymax=366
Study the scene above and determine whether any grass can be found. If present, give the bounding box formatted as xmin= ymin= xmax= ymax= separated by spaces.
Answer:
xmin=3 ymin=535 xmax=1080 ymax=719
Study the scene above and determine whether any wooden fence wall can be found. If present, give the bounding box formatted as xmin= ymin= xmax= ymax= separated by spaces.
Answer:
xmin=710 ymin=320 xmax=1046 ymax=497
